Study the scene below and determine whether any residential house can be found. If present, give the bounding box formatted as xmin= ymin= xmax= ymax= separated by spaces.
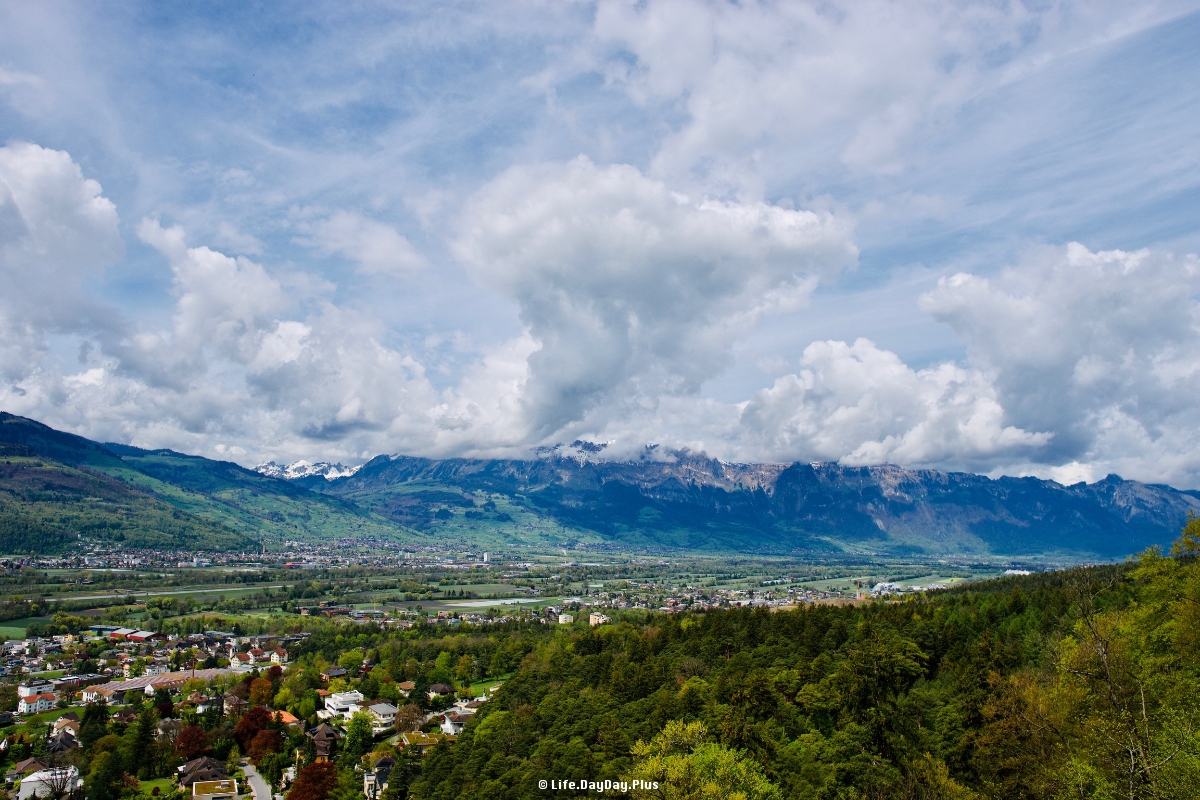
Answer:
xmin=6 ymin=758 xmax=47 ymax=785
xmin=398 ymin=732 xmax=448 ymax=756
xmin=270 ymin=649 xmax=289 ymax=665
xmin=177 ymin=757 xmax=227 ymax=788
xmin=191 ymin=779 xmax=238 ymax=800
xmin=271 ymin=709 xmax=301 ymax=727
xmin=307 ymin=723 xmax=341 ymax=762
xmin=321 ymin=690 xmax=364 ymax=721
xmin=46 ymin=731 xmax=78 ymax=755
xmin=396 ymin=681 xmax=415 ymax=697
xmin=453 ymin=699 xmax=485 ymax=715
xmin=17 ymin=767 xmax=81 ymax=800
xmin=439 ymin=712 xmax=471 ymax=736
xmin=427 ymin=683 xmax=453 ymax=701
xmin=82 ymin=686 xmax=125 ymax=705
xmin=589 ymin=612 xmax=610 ymax=626
xmin=51 ymin=714 xmax=79 ymax=736
xmin=223 ymin=695 xmax=247 ymax=716
xmin=17 ymin=694 xmax=55 ymax=715
xmin=362 ymin=755 xmax=395 ymax=800
xmin=320 ymin=667 xmax=347 ymax=682
xmin=360 ymin=701 xmax=399 ymax=734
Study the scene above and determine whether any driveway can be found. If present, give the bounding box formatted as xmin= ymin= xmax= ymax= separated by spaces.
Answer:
xmin=241 ymin=761 xmax=272 ymax=800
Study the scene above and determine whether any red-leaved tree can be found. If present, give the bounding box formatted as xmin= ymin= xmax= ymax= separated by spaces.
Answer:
xmin=287 ymin=762 xmax=339 ymax=800
xmin=175 ymin=726 xmax=212 ymax=761
xmin=233 ymin=706 xmax=272 ymax=750
xmin=247 ymin=730 xmax=282 ymax=764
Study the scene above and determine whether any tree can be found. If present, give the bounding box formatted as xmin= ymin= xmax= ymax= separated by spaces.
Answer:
xmin=85 ymin=752 xmax=124 ymax=800
xmin=343 ymin=712 xmax=373 ymax=762
xmin=249 ymin=678 xmax=274 ymax=708
xmin=287 ymin=761 xmax=340 ymax=800
xmin=175 ymin=726 xmax=211 ymax=761
xmin=625 ymin=721 xmax=781 ymax=800
xmin=119 ymin=707 xmax=157 ymax=779
xmin=234 ymin=706 xmax=272 ymax=750
xmin=153 ymin=687 xmax=174 ymax=720
xmin=248 ymin=730 xmax=282 ymax=764
xmin=393 ymin=705 xmax=423 ymax=735
xmin=79 ymin=699 xmax=109 ymax=751
xmin=338 ymin=649 xmax=364 ymax=673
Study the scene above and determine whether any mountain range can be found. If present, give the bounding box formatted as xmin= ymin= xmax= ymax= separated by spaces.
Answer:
xmin=1 ymin=411 xmax=1197 ymax=558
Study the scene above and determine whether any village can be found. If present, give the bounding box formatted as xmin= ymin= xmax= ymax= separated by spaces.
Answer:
xmin=0 ymin=619 xmax=510 ymax=800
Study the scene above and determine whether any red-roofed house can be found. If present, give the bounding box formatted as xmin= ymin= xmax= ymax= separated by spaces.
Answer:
xmin=18 ymin=694 xmax=55 ymax=715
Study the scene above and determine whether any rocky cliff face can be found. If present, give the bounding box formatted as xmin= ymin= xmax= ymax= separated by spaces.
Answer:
xmin=293 ymin=452 xmax=1200 ymax=557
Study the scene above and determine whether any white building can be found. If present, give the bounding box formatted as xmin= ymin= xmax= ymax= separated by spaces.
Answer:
xmin=320 ymin=690 xmax=364 ymax=721
xmin=439 ymin=712 xmax=471 ymax=736
xmin=17 ymin=679 xmax=52 ymax=698
xmin=17 ymin=694 xmax=56 ymax=715
xmin=18 ymin=766 xmax=81 ymax=800
xmin=588 ymin=613 xmax=610 ymax=627
xmin=362 ymin=701 xmax=399 ymax=734
xmin=557 ymin=614 xmax=574 ymax=625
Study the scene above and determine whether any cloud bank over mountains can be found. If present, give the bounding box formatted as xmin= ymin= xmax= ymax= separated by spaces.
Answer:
xmin=1 ymin=1 xmax=1199 ymax=485
xmin=3 ymin=140 xmax=1200 ymax=487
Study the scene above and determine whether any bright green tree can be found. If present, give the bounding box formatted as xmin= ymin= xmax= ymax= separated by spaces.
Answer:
xmin=626 ymin=720 xmax=781 ymax=800
xmin=343 ymin=712 xmax=374 ymax=762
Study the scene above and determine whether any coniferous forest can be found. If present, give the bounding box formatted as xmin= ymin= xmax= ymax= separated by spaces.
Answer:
xmin=403 ymin=527 xmax=1200 ymax=800
xmin=9 ymin=525 xmax=1200 ymax=800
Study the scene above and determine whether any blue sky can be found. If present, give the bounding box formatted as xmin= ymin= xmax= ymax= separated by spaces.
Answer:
xmin=2 ymin=1 xmax=1200 ymax=486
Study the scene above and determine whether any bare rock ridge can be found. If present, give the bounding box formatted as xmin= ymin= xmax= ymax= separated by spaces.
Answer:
xmin=264 ymin=451 xmax=1200 ymax=558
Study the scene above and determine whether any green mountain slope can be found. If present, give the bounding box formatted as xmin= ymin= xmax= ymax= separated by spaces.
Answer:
xmin=0 ymin=443 xmax=252 ymax=553
xmin=0 ymin=413 xmax=424 ymax=552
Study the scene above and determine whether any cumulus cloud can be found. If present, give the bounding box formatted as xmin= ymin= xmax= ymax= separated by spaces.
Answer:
xmin=6 ymin=143 xmax=1200 ymax=490
xmin=736 ymin=338 xmax=1049 ymax=470
xmin=0 ymin=141 xmax=123 ymax=379
xmin=919 ymin=243 xmax=1200 ymax=482
xmin=457 ymin=156 xmax=856 ymax=436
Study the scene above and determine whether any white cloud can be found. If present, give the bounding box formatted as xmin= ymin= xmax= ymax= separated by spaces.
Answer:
xmin=457 ymin=156 xmax=856 ymax=437
xmin=7 ymin=144 xmax=1200 ymax=491
xmin=589 ymin=0 xmax=1189 ymax=187
xmin=918 ymin=242 xmax=1200 ymax=483
xmin=736 ymin=338 xmax=1049 ymax=469
xmin=0 ymin=141 xmax=123 ymax=379
xmin=297 ymin=210 xmax=428 ymax=275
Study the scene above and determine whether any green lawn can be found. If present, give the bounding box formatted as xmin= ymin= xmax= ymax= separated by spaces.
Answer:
xmin=467 ymin=673 xmax=511 ymax=698
xmin=140 ymin=777 xmax=175 ymax=796
xmin=0 ymin=625 xmax=26 ymax=641
xmin=0 ymin=615 xmax=51 ymax=640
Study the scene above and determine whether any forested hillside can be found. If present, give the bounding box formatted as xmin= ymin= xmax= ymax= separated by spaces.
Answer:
xmin=393 ymin=531 xmax=1200 ymax=798
xmin=0 ymin=413 xmax=417 ymax=552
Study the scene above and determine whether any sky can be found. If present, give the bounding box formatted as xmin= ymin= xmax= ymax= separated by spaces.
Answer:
xmin=2 ymin=1 xmax=1200 ymax=486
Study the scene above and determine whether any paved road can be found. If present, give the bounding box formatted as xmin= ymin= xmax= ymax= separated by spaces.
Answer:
xmin=242 ymin=761 xmax=272 ymax=800
xmin=41 ymin=584 xmax=291 ymax=602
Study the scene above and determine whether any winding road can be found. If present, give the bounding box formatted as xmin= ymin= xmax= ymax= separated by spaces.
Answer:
xmin=241 ymin=761 xmax=272 ymax=800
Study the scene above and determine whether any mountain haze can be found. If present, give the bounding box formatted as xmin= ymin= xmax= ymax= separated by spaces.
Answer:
xmin=1 ymin=412 xmax=1196 ymax=558
xmin=289 ymin=452 xmax=1200 ymax=558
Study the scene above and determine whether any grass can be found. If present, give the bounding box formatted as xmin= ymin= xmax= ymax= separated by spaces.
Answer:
xmin=2 ymin=706 xmax=79 ymax=736
xmin=0 ymin=615 xmax=52 ymax=641
xmin=140 ymin=778 xmax=175 ymax=796
xmin=467 ymin=673 xmax=512 ymax=697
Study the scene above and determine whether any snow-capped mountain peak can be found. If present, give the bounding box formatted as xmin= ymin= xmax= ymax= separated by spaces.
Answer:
xmin=255 ymin=459 xmax=361 ymax=481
